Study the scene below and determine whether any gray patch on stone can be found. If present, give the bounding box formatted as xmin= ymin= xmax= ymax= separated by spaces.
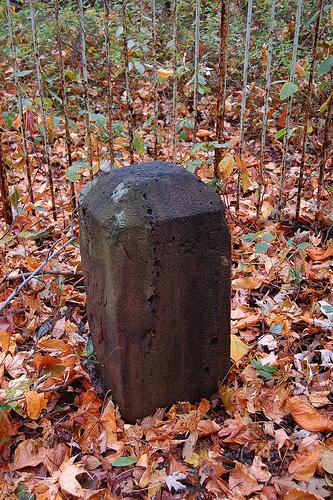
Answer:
xmin=114 ymin=211 xmax=127 ymax=228
xmin=111 ymin=182 xmax=128 ymax=203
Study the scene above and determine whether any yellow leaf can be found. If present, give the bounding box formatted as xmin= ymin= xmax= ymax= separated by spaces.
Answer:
xmin=64 ymin=68 xmax=77 ymax=81
xmin=296 ymin=63 xmax=306 ymax=77
xmin=231 ymin=334 xmax=250 ymax=363
xmin=185 ymin=452 xmax=201 ymax=466
xmin=240 ymin=169 xmax=252 ymax=192
xmin=25 ymin=391 xmax=47 ymax=420
xmin=220 ymin=387 xmax=235 ymax=413
xmin=318 ymin=92 xmax=332 ymax=113
xmin=157 ymin=68 xmax=173 ymax=79
xmin=331 ymin=6 xmax=333 ymax=27
xmin=235 ymin=155 xmax=253 ymax=192
xmin=218 ymin=154 xmax=235 ymax=178
xmin=185 ymin=450 xmax=208 ymax=467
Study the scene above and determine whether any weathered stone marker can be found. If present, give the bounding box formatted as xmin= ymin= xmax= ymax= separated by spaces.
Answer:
xmin=79 ymin=161 xmax=231 ymax=422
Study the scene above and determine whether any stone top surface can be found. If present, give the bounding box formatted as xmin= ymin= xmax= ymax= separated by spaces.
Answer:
xmin=79 ymin=161 xmax=224 ymax=230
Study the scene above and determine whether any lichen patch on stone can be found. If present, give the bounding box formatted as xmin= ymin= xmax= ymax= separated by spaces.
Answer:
xmin=111 ymin=182 xmax=129 ymax=203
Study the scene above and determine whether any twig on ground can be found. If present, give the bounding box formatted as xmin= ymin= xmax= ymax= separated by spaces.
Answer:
xmin=0 ymin=380 xmax=74 ymax=406
xmin=4 ymin=269 xmax=83 ymax=283
xmin=0 ymin=237 xmax=75 ymax=314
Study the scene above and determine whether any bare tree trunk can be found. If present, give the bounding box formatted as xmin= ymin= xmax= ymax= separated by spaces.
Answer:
xmin=0 ymin=135 xmax=13 ymax=226
xmin=104 ymin=0 xmax=115 ymax=168
xmin=78 ymin=0 xmax=93 ymax=175
xmin=295 ymin=0 xmax=323 ymax=222
xmin=278 ymin=0 xmax=303 ymax=217
xmin=151 ymin=0 xmax=159 ymax=159
xmin=122 ymin=0 xmax=135 ymax=163
xmin=256 ymin=0 xmax=276 ymax=218
xmin=193 ymin=0 xmax=200 ymax=146
xmin=316 ymin=89 xmax=332 ymax=223
xmin=54 ymin=0 xmax=76 ymax=209
xmin=5 ymin=0 xmax=34 ymax=210
xmin=236 ymin=0 xmax=253 ymax=211
xmin=28 ymin=0 xmax=57 ymax=220
xmin=214 ymin=0 xmax=229 ymax=174
xmin=171 ymin=0 xmax=178 ymax=162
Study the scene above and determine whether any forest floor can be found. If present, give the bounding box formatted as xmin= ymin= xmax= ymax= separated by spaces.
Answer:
xmin=1 ymin=72 xmax=333 ymax=500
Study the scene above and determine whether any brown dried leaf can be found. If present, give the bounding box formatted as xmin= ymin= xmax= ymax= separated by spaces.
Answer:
xmin=288 ymin=448 xmax=320 ymax=480
xmin=229 ymin=462 xmax=263 ymax=496
xmin=58 ymin=457 xmax=86 ymax=498
xmin=307 ymin=243 xmax=333 ymax=261
xmin=12 ymin=439 xmax=48 ymax=470
xmin=197 ymin=419 xmax=221 ymax=437
xmin=283 ymin=488 xmax=322 ymax=500
xmin=289 ymin=397 xmax=333 ymax=432
xmin=233 ymin=276 xmax=262 ymax=290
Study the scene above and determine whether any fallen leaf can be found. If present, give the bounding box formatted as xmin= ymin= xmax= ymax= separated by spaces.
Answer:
xmin=320 ymin=444 xmax=333 ymax=474
xmin=0 ymin=331 xmax=16 ymax=354
xmin=12 ymin=439 xmax=48 ymax=470
xmin=296 ymin=62 xmax=306 ymax=77
xmin=234 ymin=313 xmax=260 ymax=330
xmin=37 ymin=337 xmax=67 ymax=352
xmin=229 ymin=462 xmax=263 ymax=496
xmin=249 ymin=455 xmax=271 ymax=482
xmin=196 ymin=129 xmax=215 ymax=139
xmin=165 ymin=472 xmax=187 ymax=492
xmin=307 ymin=243 xmax=333 ymax=261
xmin=288 ymin=448 xmax=320 ymax=480
xmin=261 ymin=200 xmax=274 ymax=218
xmin=0 ymin=411 xmax=16 ymax=448
xmin=218 ymin=154 xmax=235 ymax=178
xmin=283 ymin=488 xmax=322 ymax=500
xmin=51 ymin=316 xmax=66 ymax=338
xmin=308 ymin=391 xmax=330 ymax=408
xmin=26 ymin=391 xmax=47 ymax=420
xmin=157 ymin=68 xmax=173 ymax=78
xmin=274 ymin=428 xmax=293 ymax=452
xmin=219 ymin=416 xmax=256 ymax=445
xmin=231 ymin=334 xmax=250 ymax=363
xmin=58 ymin=457 xmax=86 ymax=498
xmin=182 ymin=431 xmax=198 ymax=460
xmin=288 ymin=396 xmax=333 ymax=432
xmin=197 ymin=419 xmax=221 ymax=437
xmin=233 ymin=276 xmax=262 ymax=290
xmin=100 ymin=399 xmax=117 ymax=447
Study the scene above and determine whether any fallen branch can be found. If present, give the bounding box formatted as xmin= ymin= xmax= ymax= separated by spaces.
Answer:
xmin=4 ymin=269 xmax=83 ymax=283
xmin=0 ymin=380 xmax=74 ymax=406
xmin=0 ymin=237 xmax=75 ymax=314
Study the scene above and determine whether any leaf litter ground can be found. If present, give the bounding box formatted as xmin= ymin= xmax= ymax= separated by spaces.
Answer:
xmin=0 ymin=81 xmax=333 ymax=499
